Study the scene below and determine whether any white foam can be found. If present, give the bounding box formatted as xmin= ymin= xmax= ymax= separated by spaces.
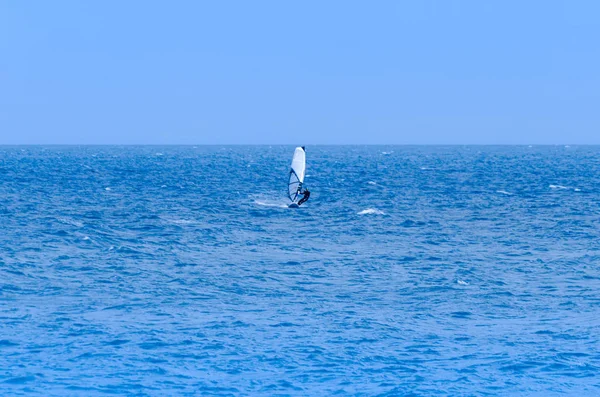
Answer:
xmin=574 ymin=188 xmax=581 ymax=192
xmin=368 ymin=181 xmax=377 ymax=185
xmin=496 ymin=190 xmax=513 ymax=195
xmin=105 ymin=187 xmax=111 ymax=191
xmin=358 ymin=208 xmax=385 ymax=215
xmin=155 ymin=152 xmax=164 ymax=156
xmin=254 ymin=200 xmax=289 ymax=209
xmin=457 ymin=280 xmax=469 ymax=286
xmin=82 ymin=236 xmax=90 ymax=241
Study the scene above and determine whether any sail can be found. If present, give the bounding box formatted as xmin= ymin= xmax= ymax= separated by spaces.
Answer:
xmin=287 ymin=147 xmax=306 ymax=202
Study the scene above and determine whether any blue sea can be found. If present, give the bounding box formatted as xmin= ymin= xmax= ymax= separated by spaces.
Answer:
xmin=1 ymin=145 xmax=599 ymax=396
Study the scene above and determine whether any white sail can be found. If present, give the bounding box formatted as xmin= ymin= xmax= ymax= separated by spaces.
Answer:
xmin=287 ymin=147 xmax=306 ymax=202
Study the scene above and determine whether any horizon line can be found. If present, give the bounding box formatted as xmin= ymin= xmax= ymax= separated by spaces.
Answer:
xmin=0 ymin=143 xmax=597 ymax=146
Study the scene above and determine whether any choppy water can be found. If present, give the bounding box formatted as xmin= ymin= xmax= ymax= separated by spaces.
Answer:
xmin=1 ymin=145 xmax=600 ymax=396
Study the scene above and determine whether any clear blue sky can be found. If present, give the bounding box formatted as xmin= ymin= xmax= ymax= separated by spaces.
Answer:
xmin=1 ymin=1 xmax=598 ymax=144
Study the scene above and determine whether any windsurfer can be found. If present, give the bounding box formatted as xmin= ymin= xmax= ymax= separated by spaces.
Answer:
xmin=297 ymin=188 xmax=310 ymax=206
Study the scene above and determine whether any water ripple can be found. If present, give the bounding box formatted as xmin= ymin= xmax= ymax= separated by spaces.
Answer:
xmin=1 ymin=146 xmax=600 ymax=395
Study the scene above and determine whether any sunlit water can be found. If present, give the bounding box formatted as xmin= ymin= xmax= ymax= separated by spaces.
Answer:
xmin=1 ymin=145 xmax=599 ymax=396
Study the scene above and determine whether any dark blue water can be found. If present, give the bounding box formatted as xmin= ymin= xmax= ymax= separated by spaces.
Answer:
xmin=1 ymin=146 xmax=599 ymax=396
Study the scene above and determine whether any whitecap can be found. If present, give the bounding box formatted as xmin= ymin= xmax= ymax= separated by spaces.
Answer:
xmin=549 ymin=185 xmax=568 ymax=189
xmin=368 ymin=181 xmax=377 ymax=185
xmin=496 ymin=190 xmax=512 ymax=195
xmin=457 ymin=280 xmax=469 ymax=286
xmin=105 ymin=187 xmax=111 ymax=191
xmin=155 ymin=152 xmax=164 ymax=156
xmin=358 ymin=208 xmax=385 ymax=215
xmin=165 ymin=218 xmax=194 ymax=225
xmin=574 ymin=188 xmax=581 ymax=192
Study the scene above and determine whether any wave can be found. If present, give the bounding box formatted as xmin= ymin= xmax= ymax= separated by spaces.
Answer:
xmin=57 ymin=217 xmax=84 ymax=228
xmin=162 ymin=218 xmax=195 ymax=225
xmin=496 ymin=190 xmax=513 ymax=195
xmin=358 ymin=208 xmax=385 ymax=215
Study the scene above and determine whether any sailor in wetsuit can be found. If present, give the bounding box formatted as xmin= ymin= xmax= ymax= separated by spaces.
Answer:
xmin=297 ymin=188 xmax=310 ymax=206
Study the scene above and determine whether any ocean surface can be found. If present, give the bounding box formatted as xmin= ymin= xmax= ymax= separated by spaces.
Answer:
xmin=1 ymin=145 xmax=599 ymax=396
